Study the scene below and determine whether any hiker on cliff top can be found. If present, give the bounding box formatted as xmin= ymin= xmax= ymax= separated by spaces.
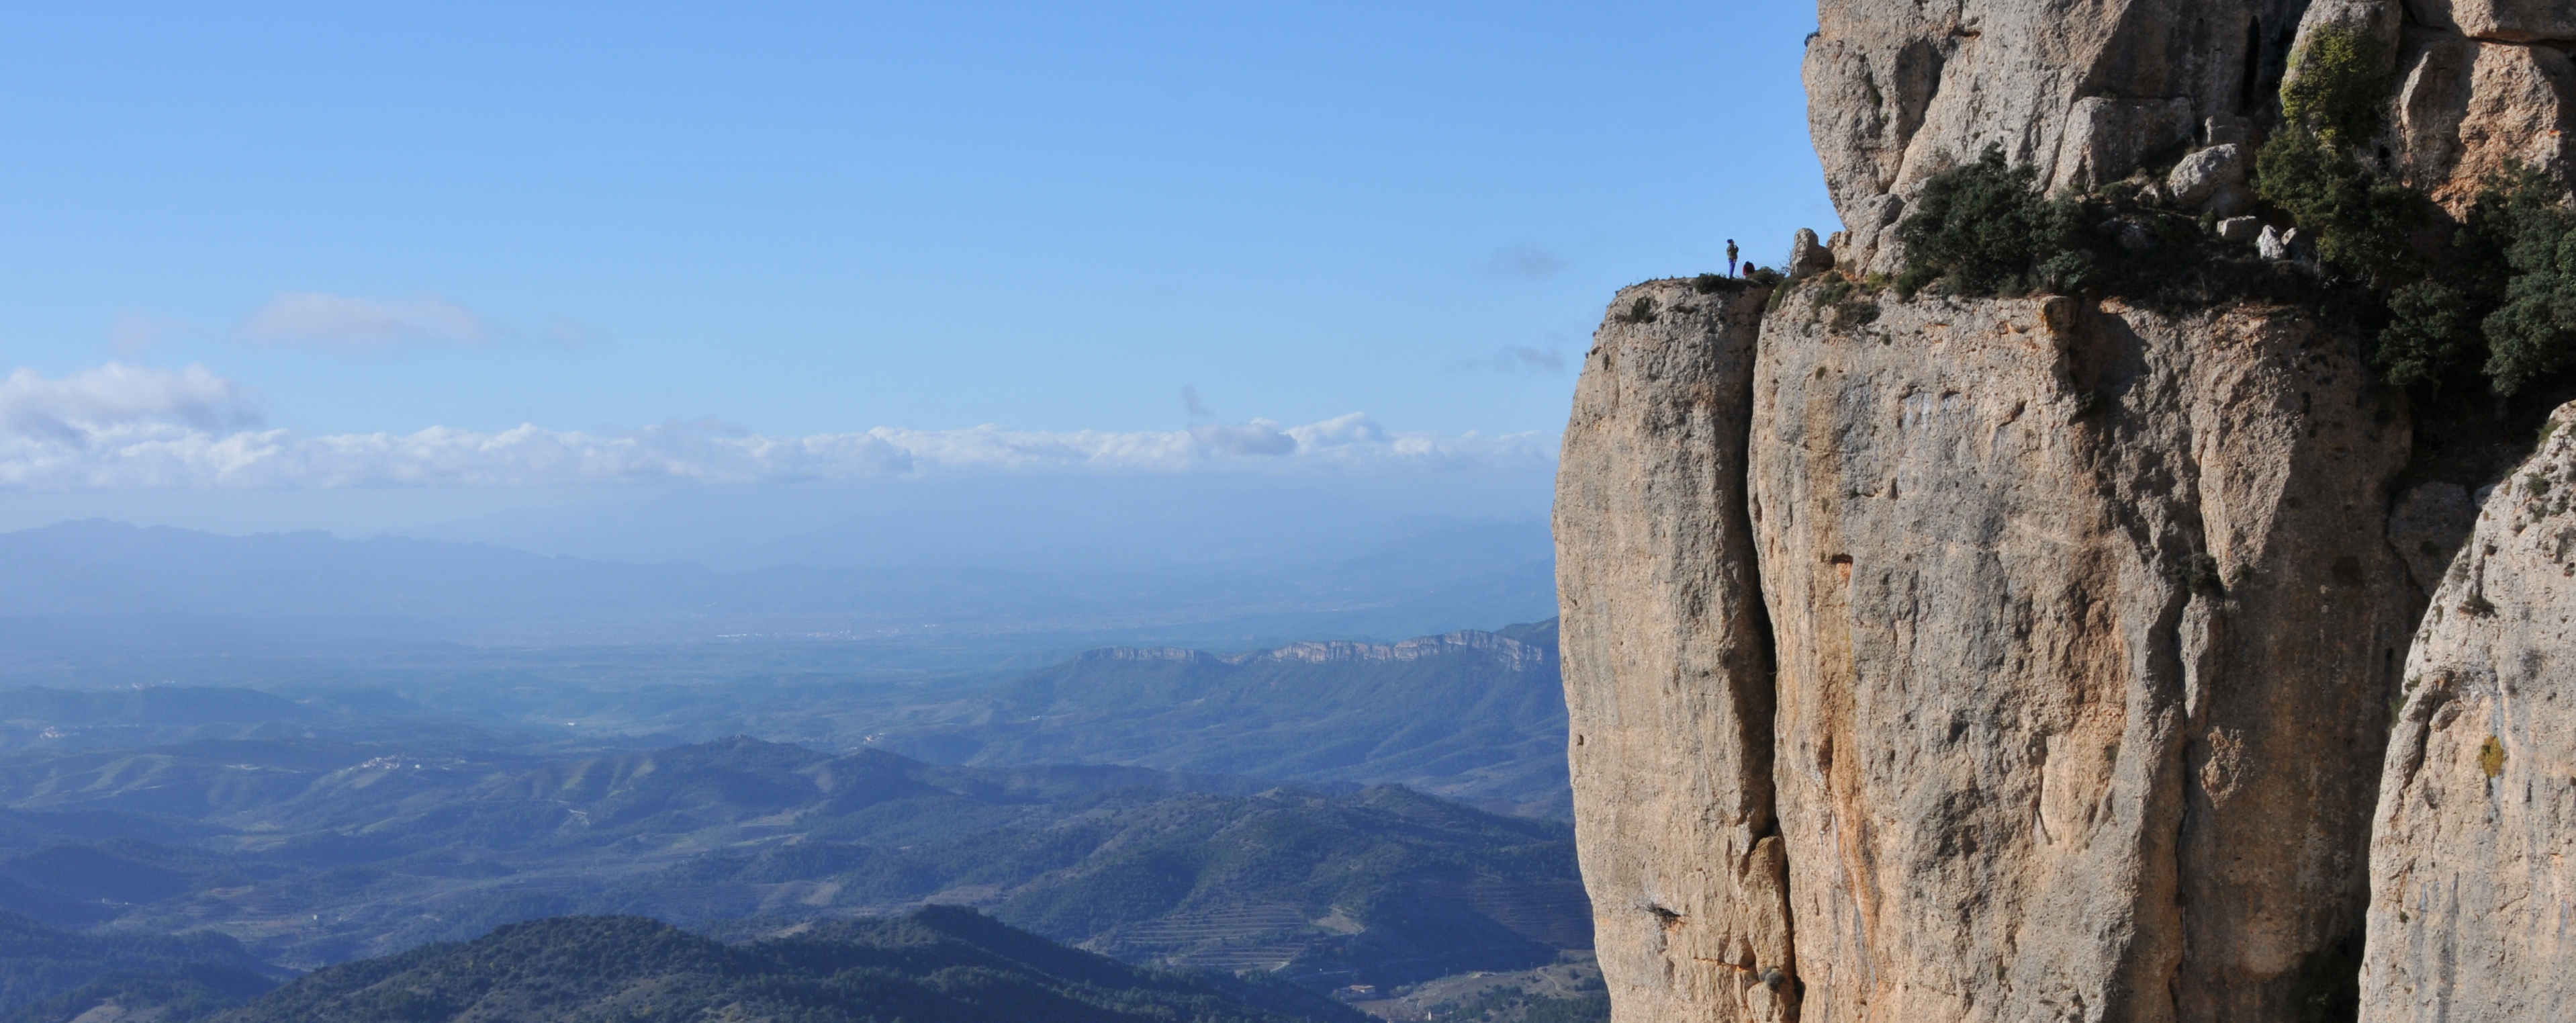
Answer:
xmin=1727 ymin=239 xmax=1739 ymax=277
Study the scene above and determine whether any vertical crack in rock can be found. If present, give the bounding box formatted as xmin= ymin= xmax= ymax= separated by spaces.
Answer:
xmin=1557 ymin=279 xmax=1797 ymax=1022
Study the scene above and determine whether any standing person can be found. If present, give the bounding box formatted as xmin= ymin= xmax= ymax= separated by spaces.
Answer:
xmin=1727 ymin=239 xmax=1739 ymax=277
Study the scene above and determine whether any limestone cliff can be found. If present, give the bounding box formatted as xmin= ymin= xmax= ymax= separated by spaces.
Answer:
xmin=1751 ymin=293 xmax=2413 ymax=1021
xmin=2362 ymin=402 xmax=2576 ymax=1022
xmin=1557 ymin=279 xmax=1794 ymax=1023
xmin=1557 ymin=2 xmax=2576 ymax=1020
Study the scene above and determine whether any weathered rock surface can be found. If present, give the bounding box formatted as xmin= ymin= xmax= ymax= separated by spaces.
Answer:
xmin=1745 ymin=292 xmax=2415 ymax=1021
xmin=1557 ymin=279 xmax=1796 ymax=1023
xmin=1791 ymin=228 xmax=1837 ymax=278
xmin=1806 ymin=0 xmax=2313 ymax=271
xmin=1804 ymin=0 xmax=2576 ymax=267
xmin=2389 ymin=29 xmax=2576 ymax=213
xmin=2407 ymin=0 xmax=2576 ymax=42
xmin=2362 ymin=403 xmax=2576 ymax=1022
xmin=1553 ymin=4 xmax=2576 ymax=1020
xmin=2164 ymin=142 xmax=2251 ymax=208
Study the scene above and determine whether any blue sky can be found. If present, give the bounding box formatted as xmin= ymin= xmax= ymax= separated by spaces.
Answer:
xmin=0 ymin=2 xmax=1833 ymax=541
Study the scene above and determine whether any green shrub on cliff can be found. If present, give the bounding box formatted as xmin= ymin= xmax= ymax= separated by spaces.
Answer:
xmin=2375 ymin=279 xmax=2481 ymax=390
xmin=1894 ymin=147 xmax=2095 ymax=298
xmin=2254 ymin=26 xmax=2576 ymax=402
xmin=2281 ymin=26 xmax=2391 ymax=146
xmin=2364 ymin=163 xmax=2575 ymax=398
xmin=2256 ymin=126 xmax=2422 ymax=281
xmin=2257 ymin=25 xmax=2426 ymax=283
xmin=2473 ymin=165 xmax=2576 ymax=395
xmin=1896 ymin=148 xmax=2046 ymax=295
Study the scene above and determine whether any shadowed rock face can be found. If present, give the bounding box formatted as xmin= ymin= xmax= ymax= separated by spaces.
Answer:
xmin=2364 ymin=402 xmax=2576 ymax=1023
xmin=1556 ymin=279 xmax=1796 ymax=1023
xmin=1749 ymin=293 xmax=2414 ymax=1022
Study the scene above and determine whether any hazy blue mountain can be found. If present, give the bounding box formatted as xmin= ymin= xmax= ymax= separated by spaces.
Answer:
xmin=842 ymin=620 xmax=1569 ymax=816
xmin=0 ymin=736 xmax=1586 ymax=991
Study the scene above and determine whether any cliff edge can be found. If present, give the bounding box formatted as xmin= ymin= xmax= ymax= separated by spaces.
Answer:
xmin=1557 ymin=1 xmax=2576 ymax=1020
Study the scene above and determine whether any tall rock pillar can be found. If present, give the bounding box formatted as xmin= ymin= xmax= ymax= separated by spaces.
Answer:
xmin=1557 ymin=279 xmax=1797 ymax=1023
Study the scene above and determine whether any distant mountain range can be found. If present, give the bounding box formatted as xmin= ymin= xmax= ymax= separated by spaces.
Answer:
xmin=0 ymin=619 xmax=1572 ymax=817
xmin=841 ymin=621 xmax=1569 ymax=816
xmin=0 ymin=596 xmax=1585 ymax=1020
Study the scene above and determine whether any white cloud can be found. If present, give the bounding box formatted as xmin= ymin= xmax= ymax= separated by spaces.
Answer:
xmin=0 ymin=365 xmax=1554 ymax=490
xmin=1189 ymin=420 xmax=1297 ymax=456
xmin=0 ymin=363 xmax=260 ymax=442
xmin=240 ymin=292 xmax=504 ymax=351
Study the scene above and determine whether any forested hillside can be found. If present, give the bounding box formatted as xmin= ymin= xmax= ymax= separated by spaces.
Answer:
xmin=17 ymin=907 xmax=1363 ymax=1023
xmin=0 ymin=736 xmax=1585 ymax=989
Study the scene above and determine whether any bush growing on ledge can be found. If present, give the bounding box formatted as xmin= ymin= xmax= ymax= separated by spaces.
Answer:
xmin=2256 ymin=126 xmax=2424 ymax=283
xmin=1894 ymin=147 xmax=2090 ymax=297
xmin=2475 ymin=166 xmax=2576 ymax=395
xmin=2260 ymin=24 xmax=2412 ymax=281
xmin=2281 ymin=26 xmax=2392 ymax=146
xmin=2364 ymin=163 xmax=2573 ymax=398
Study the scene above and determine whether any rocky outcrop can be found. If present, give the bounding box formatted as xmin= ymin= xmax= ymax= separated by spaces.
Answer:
xmin=1555 ymin=3 xmax=2576 ymax=1020
xmin=2389 ymin=28 xmax=2576 ymax=213
xmin=1805 ymin=0 xmax=2576 ymax=265
xmin=2362 ymin=402 xmax=2576 ymax=1022
xmin=1748 ymin=292 xmax=2416 ymax=1021
xmin=1806 ymin=0 xmax=2313 ymax=271
xmin=2408 ymin=0 xmax=2576 ymax=42
xmin=1557 ymin=279 xmax=1794 ymax=1023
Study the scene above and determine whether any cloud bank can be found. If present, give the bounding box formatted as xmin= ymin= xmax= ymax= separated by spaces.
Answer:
xmin=0 ymin=364 xmax=1551 ymax=490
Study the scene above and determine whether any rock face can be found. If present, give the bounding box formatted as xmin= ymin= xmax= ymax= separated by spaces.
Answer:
xmin=1554 ymin=3 xmax=2576 ymax=1020
xmin=2389 ymin=28 xmax=2576 ymax=213
xmin=2362 ymin=402 xmax=2576 ymax=1022
xmin=1747 ymin=292 xmax=2416 ymax=1021
xmin=1557 ymin=279 xmax=1796 ymax=1023
xmin=1806 ymin=0 xmax=2315 ymax=271
xmin=2408 ymin=0 xmax=2576 ymax=42
xmin=1806 ymin=0 xmax=2576 ymax=265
